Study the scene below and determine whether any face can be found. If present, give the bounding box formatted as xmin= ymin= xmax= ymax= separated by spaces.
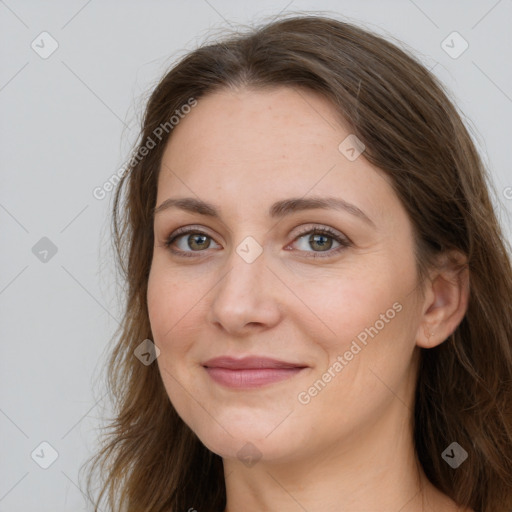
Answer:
xmin=147 ymin=86 xmax=425 ymax=465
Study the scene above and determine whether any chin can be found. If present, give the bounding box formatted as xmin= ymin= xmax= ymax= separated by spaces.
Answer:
xmin=188 ymin=414 xmax=309 ymax=465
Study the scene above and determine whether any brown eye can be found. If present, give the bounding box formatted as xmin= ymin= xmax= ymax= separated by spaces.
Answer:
xmin=183 ymin=233 xmax=211 ymax=251
xmin=290 ymin=226 xmax=351 ymax=258
xmin=164 ymin=227 xmax=221 ymax=257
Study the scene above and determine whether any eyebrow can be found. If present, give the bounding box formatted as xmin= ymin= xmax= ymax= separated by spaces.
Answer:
xmin=153 ymin=196 xmax=375 ymax=227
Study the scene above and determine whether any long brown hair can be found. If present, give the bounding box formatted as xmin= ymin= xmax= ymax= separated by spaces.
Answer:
xmin=82 ymin=13 xmax=512 ymax=512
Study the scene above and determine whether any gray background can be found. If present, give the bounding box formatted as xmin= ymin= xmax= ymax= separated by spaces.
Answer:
xmin=1 ymin=1 xmax=511 ymax=510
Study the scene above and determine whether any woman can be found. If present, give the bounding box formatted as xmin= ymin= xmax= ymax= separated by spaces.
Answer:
xmin=84 ymin=13 xmax=512 ymax=512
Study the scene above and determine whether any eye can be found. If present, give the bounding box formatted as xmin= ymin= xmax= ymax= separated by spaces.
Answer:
xmin=163 ymin=226 xmax=221 ymax=257
xmin=288 ymin=226 xmax=351 ymax=258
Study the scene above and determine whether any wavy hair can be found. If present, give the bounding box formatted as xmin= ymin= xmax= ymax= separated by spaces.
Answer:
xmin=83 ymin=13 xmax=512 ymax=512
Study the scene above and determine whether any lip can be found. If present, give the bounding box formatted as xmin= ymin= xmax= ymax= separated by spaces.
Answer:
xmin=202 ymin=356 xmax=307 ymax=370
xmin=202 ymin=356 xmax=308 ymax=389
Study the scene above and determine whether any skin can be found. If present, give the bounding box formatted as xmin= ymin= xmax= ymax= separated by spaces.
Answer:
xmin=147 ymin=86 xmax=471 ymax=511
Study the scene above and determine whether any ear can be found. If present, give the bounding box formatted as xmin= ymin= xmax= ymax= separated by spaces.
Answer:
xmin=416 ymin=250 xmax=470 ymax=349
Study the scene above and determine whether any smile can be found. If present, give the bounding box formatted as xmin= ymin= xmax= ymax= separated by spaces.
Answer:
xmin=201 ymin=355 xmax=309 ymax=389
xmin=203 ymin=367 xmax=306 ymax=388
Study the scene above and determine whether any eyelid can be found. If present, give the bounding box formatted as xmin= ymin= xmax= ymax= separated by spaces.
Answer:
xmin=291 ymin=224 xmax=350 ymax=243
xmin=167 ymin=224 xmax=217 ymax=240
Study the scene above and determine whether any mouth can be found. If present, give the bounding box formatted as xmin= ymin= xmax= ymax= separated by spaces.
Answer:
xmin=202 ymin=356 xmax=308 ymax=389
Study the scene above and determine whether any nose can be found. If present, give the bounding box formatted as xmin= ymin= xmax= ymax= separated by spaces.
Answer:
xmin=206 ymin=245 xmax=282 ymax=336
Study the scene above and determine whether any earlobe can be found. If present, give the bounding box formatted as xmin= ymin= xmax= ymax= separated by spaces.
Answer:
xmin=415 ymin=251 xmax=470 ymax=349
xmin=423 ymin=325 xmax=436 ymax=341
xmin=418 ymin=323 xmax=442 ymax=349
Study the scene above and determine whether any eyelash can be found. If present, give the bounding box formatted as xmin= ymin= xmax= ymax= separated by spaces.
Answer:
xmin=163 ymin=225 xmax=352 ymax=259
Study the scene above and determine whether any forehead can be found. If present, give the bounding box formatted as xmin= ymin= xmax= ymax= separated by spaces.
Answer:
xmin=161 ymin=86 xmax=346 ymax=173
xmin=157 ymin=86 xmax=398 ymax=225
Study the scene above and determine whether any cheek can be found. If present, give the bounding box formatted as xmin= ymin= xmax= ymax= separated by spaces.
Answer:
xmin=147 ymin=271 xmax=172 ymax=338
xmin=315 ymin=286 xmax=418 ymax=401
xmin=147 ymin=266 xmax=206 ymax=427
xmin=294 ymin=261 xmax=420 ymax=404
xmin=147 ymin=265 xmax=192 ymax=350
xmin=147 ymin=274 xmax=174 ymax=365
xmin=147 ymin=261 xmax=215 ymax=374
xmin=289 ymin=269 xmax=407 ymax=353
